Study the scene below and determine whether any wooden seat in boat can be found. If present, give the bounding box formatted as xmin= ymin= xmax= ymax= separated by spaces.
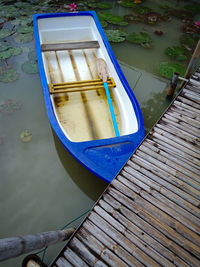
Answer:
xmin=48 ymin=78 xmax=116 ymax=94
xmin=41 ymin=41 xmax=100 ymax=52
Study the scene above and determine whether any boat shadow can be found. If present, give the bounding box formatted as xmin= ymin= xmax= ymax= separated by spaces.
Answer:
xmin=51 ymin=129 xmax=108 ymax=201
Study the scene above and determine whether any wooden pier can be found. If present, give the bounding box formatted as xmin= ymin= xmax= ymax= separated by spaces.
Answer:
xmin=51 ymin=68 xmax=200 ymax=267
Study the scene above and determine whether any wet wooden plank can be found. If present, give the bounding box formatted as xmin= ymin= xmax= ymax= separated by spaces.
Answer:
xmin=63 ymin=248 xmax=89 ymax=266
xmin=83 ymin=220 xmax=144 ymax=267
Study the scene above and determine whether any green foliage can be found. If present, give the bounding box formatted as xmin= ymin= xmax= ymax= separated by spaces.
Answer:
xmin=98 ymin=12 xmax=128 ymax=26
xmin=126 ymin=32 xmax=152 ymax=46
xmin=165 ymin=46 xmax=188 ymax=61
xmin=20 ymin=130 xmax=32 ymax=143
xmin=0 ymin=45 xmax=22 ymax=60
xmin=117 ymin=1 xmax=136 ymax=8
xmin=0 ymin=66 xmax=19 ymax=83
xmin=158 ymin=62 xmax=186 ymax=79
xmin=133 ymin=5 xmax=152 ymax=14
xmin=105 ymin=29 xmax=127 ymax=42
xmin=21 ymin=60 xmax=38 ymax=74
xmin=0 ymin=29 xmax=12 ymax=39
xmin=13 ymin=32 xmax=33 ymax=44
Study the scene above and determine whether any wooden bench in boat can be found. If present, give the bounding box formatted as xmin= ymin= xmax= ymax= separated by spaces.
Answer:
xmin=41 ymin=41 xmax=100 ymax=52
xmin=49 ymin=78 xmax=116 ymax=94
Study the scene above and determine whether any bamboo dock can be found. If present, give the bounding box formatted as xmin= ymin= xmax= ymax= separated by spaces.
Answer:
xmin=51 ymin=67 xmax=200 ymax=267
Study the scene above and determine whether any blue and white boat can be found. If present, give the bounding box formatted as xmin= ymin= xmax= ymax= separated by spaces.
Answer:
xmin=33 ymin=11 xmax=144 ymax=183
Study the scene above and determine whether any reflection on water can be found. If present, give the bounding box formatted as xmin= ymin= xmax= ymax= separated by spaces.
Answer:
xmin=0 ymin=0 xmax=199 ymax=265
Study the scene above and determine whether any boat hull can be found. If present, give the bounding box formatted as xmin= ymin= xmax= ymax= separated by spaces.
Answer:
xmin=33 ymin=11 xmax=144 ymax=183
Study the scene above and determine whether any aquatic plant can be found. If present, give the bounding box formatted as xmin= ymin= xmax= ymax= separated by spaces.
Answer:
xmin=105 ymin=29 xmax=127 ymax=43
xmin=132 ymin=5 xmax=152 ymax=15
xmin=21 ymin=50 xmax=38 ymax=74
xmin=0 ymin=66 xmax=19 ymax=82
xmin=0 ymin=45 xmax=22 ymax=60
xmin=124 ymin=14 xmax=142 ymax=23
xmin=0 ymin=29 xmax=13 ymax=39
xmin=165 ymin=46 xmax=188 ymax=61
xmin=154 ymin=30 xmax=163 ymax=36
xmin=98 ymin=12 xmax=128 ymax=26
xmin=126 ymin=32 xmax=152 ymax=48
xmin=144 ymin=12 xmax=162 ymax=25
xmin=13 ymin=32 xmax=33 ymax=44
xmin=184 ymin=4 xmax=200 ymax=14
xmin=181 ymin=22 xmax=200 ymax=34
xmin=180 ymin=34 xmax=199 ymax=51
xmin=20 ymin=130 xmax=32 ymax=143
xmin=69 ymin=3 xmax=77 ymax=12
xmin=0 ymin=99 xmax=22 ymax=115
xmin=158 ymin=62 xmax=186 ymax=79
xmin=117 ymin=1 xmax=136 ymax=8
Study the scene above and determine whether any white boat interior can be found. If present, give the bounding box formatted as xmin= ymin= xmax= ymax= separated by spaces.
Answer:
xmin=38 ymin=15 xmax=138 ymax=142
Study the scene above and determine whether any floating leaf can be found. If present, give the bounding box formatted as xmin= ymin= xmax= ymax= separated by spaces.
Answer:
xmin=106 ymin=14 xmax=128 ymax=26
xmin=0 ymin=29 xmax=12 ymax=39
xmin=158 ymin=62 xmax=186 ymax=79
xmin=17 ymin=26 xmax=33 ymax=34
xmin=165 ymin=46 xmax=188 ymax=61
xmin=124 ymin=14 xmax=142 ymax=23
xmin=11 ymin=16 xmax=33 ymax=27
xmin=117 ymin=1 xmax=136 ymax=8
xmin=0 ymin=46 xmax=22 ymax=60
xmin=133 ymin=5 xmax=152 ymax=14
xmin=96 ymin=3 xmax=112 ymax=9
xmin=28 ymin=50 xmax=37 ymax=61
xmin=105 ymin=29 xmax=127 ymax=43
xmin=0 ymin=99 xmax=22 ymax=115
xmin=126 ymin=32 xmax=152 ymax=46
xmin=180 ymin=34 xmax=199 ymax=51
xmin=21 ymin=60 xmax=38 ymax=74
xmin=20 ymin=130 xmax=32 ymax=143
xmin=13 ymin=32 xmax=33 ymax=44
xmin=0 ymin=66 xmax=19 ymax=82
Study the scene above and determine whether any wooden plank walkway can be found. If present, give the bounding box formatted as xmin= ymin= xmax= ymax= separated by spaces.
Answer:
xmin=51 ymin=68 xmax=200 ymax=267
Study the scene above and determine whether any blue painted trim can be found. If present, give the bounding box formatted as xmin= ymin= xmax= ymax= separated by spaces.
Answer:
xmin=104 ymin=82 xmax=120 ymax=137
xmin=33 ymin=11 xmax=145 ymax=183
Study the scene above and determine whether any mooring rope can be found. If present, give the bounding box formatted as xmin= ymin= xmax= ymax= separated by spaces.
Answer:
xmin=35 ymin=209 xmax=90 ymax=266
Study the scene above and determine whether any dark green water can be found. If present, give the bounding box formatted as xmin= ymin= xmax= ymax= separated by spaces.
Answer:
xmin=0 ymin=0 xmax=199 ymax=266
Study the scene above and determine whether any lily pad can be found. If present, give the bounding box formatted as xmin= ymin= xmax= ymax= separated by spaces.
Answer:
xmin=17 ymin=26 xmax=33 ymax=34
xmin=0 ymin=29 xmax=12 ymax=39
xmin=124 ymin=14 xmax=142 ymax=23
xmin=28 ymin=50 xmax=37 ymax=61
xmin=13 ymin=32 xmax=33 ymax=44
xmin=180 ymin=34 xmax=199 ymax=51
xmin=96 ymin=3 xmax=112 ymax=9
xmin=105 ymin=30 xmax=127 ymax=43
xmin=126 ymin=32 xmax=152 ymax=46
xmin=106 ymin=14 xmax=128 ymax=26
xmin=21 ymin=60 xmax=38 ymax=74
xmin=158 ymin=62 xmax=186 ymax=79
xmin=117 ymin=1 xmax=136 ymax=8
xmin=0 ymin=99 xmax=22 ymax=115
xmin=165 ymin=46 xmax=188 ymax=61
xmin=97 ymin=13 xmax=108 ymax=28
xmin=0 ymin=46 xmax=22 ymax=60
xmin=0 ymin=66 xmax=19 ymax=83
xmin=133 ymin=5 xmax=152 ymax=14
xmin=20 ymin=130 xmax=32 ymax=143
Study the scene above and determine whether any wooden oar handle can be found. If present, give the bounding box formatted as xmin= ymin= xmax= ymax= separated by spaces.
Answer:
xmin=96 ymin=58 xmax=109 ymax=82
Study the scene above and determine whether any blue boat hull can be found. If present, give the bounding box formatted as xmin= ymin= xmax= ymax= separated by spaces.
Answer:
xmin=33 ymin=11 xmax=144 ymax=183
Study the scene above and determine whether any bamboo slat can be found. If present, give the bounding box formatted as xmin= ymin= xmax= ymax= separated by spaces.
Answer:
xmin=50 ymin=67 xmax=200 ymax=267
